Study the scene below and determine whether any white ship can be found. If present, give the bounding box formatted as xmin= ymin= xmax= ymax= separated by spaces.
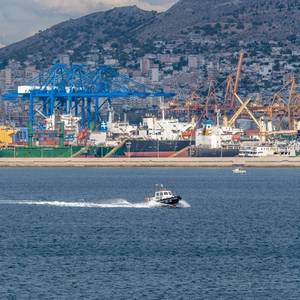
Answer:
xmin=193 ymin=116 xmax=242 ymax=157
xmin=106 ymin=107 xmax=195 ymax=141
xmin=45 ymin=113 xmax=81 ymax=133
xmin=139 ymin=114 xmax=194 ymax=141
xmin=106 ymin=109 xmax=138 ymax=138
xmin=239 ymin=143 xmax=276 ymax=157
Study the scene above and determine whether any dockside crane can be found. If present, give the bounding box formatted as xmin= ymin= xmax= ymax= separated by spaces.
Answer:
xmin=1 ymin=64 xmax=175 ymax=129
xmin=205 ymin=79 xmax=218 ymax=117
xmin=228 ymin=93 xmax=263 ymax=132
xmin=224 ymin=50 xmax=244 ymax=109
xmin=233 ymin=51 xmax=244 ymax=101
xmin=287 ymin=76 xmax=298 ymax=130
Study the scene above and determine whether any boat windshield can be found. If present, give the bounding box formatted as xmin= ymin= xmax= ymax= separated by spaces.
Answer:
xmin=155 ymin=191 xmax=173 ymax=198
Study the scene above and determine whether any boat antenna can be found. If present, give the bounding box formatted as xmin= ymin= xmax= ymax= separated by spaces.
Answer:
xmin=155 ymin=183 xmax=164 ymax=190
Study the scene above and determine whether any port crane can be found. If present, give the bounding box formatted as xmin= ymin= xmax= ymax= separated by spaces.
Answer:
xmin=1 ymin=64 xmax=175 ymax=129
xmin=227 ymin=93 xmax=263 ymax=131
xmin=255 ymin=76 xmax=300 ymax=131
xmin=224 ymin=50 xmax=244 ymax=109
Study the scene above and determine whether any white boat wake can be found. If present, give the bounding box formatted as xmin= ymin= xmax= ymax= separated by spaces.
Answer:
xmin=178 ymin=200 xmax=191 ymax=208
xmin=0 ymin=199 xmax=191 ymax=209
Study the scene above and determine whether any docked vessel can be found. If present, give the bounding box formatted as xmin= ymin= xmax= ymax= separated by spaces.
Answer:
xmin=124 ymin=139 xmax=193 ymax=157
xmin=296 ymin=130 xmax=300 ymax=156
xmin=145 ymin=185 xmax=182 ymax=208
xmin=239 ymin=143 xmax=276 ymax=157
xmin=190 ymin=145 xmax=239 ymax=157
xmin=122 ymin=112 xmax=195 ymax=157
xmin=191 ymin=118 xmax=241 ymax=157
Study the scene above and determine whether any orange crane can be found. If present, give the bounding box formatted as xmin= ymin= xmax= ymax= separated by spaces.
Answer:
xmin=234 ymin=51 xmax=244 ymax=96
xmin=223 ymin=50 xmax=244 ymax=109
xmin=169 ymin=96 xmax=179 ymax=109
xmin=185 ymin=90 xmax=200 ymax=109
xmin=265 ymin=76 xmax=300 ymax=130
xmin=288 ymin=76 xmax=297 ymax=130
xmin=224 ymin=74 xmax=234 ymax=107
xmin=205 ymin=79 xmax=218 ymax=116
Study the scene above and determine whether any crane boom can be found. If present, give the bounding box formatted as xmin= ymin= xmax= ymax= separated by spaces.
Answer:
xmin=229 ymin=50 xmax=244 ymax=108
xmin=228 ymin=97 xmax=251 ymax=127
xmin=234 ymin=50 xmax=244 ymax=94
xmin=234 ymin=93 xmax=262 ymax=130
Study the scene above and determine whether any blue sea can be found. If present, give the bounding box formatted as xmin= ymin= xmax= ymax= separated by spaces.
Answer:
xmin=0 ymin=168 xmax=299 ymax=299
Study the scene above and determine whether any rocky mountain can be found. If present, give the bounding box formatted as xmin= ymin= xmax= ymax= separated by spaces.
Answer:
xmin=138 ymin=0 xmax=300 ymax=42
xmin=0 ymin=6 xmax=157 ymax=68
xmin=0 ymin=0 xmax=299 ymax=68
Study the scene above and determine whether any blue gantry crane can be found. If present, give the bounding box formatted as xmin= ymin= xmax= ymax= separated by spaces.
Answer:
xmin=2 ymin=64 xmax=175 ymax=129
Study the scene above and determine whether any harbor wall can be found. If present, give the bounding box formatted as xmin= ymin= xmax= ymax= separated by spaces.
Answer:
xmin=0 ymin=157 xmax=300 ymax=167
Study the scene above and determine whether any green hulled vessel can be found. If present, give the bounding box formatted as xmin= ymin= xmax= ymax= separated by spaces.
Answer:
xmin=0 ymin=146 xmax=117 ymax=158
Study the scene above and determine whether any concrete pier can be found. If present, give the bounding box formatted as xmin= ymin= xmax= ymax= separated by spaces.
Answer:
xmin=0 ymin=157 xmax=299 ymax=167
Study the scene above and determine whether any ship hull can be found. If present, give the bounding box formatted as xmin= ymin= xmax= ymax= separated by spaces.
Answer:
xmin=124 ymin=140 xmax=194 ymax=158
xmin=125 ymin=151 xmax=176 ymax=158
xmin=146 ymin=196 xmax=182 ymax=207
xmin=158 ymin=196 xmax=181 ymax=207
xmin=191 ymin=147 xmax=239 ymax=157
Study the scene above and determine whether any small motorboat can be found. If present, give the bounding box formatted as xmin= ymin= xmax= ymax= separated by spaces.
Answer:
xmin=232 ymin=167 xmax=247 ymax=174
xmin=145 ymin=185 xmax=182 ymax=208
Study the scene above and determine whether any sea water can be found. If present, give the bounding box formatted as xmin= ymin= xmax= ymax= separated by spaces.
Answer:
xmin=0 ymin=168 xmax=299 ymax=299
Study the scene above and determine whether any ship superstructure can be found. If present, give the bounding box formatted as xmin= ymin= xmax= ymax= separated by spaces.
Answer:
xmin=192 ymin=115 xmax=241 ymax=157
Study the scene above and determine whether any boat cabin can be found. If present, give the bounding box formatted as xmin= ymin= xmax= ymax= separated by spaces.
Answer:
xmin=155 ymin=190 xmax=174 ymax=200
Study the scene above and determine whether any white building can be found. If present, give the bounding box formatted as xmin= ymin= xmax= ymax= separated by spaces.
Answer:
xmin=140 ymin=57 xmax=151 ymax=75
xmin=104 ymin=58 xmax=119 ymax=66
xmin=58 ymin=54 xmax=70 ymax=65
xmin=151 ymin=67 xmax=160 ymax=83
xmin=188 ymin=55 xmax=198 ymax=70
xmin=0 ymin=68 xmax=13 ymax=91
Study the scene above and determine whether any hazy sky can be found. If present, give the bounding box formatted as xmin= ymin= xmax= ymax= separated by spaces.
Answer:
xmin=0 ymin=0 xmax=176 ymax=46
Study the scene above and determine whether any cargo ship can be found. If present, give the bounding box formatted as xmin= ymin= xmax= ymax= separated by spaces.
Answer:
xmin=191 ymin=118 xmax=241 ymax=157
xmin=296 ymin=130 xmax=300 ymax=156
xmin=0 ymin=115 xmax=114 ymax=158
xmin=123 ymin=139 xmax=194 ymax=157
xmin=107 ymin=108 xmax=196 ymax=157
xmin=190 ymin=145 xmax=239 ymax=157
xmin=0 ymin=145 xmax=115 ymax=158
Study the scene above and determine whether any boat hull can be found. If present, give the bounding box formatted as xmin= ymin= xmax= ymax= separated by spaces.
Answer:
xmin=191 ymin=147 xmax=239 ymax=157
xmin=157 ymin=196 xmax=182 ymax=207
xmin=232 ymin=170 xmax=246 ymax=174
xmin=124 ymin=151 xmax=176 ymax=158
xmin=124 ymin=140 xmax=194 ymax=158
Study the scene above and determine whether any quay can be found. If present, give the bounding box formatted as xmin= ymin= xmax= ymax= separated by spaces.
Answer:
xmin=0 ymin=157 xmax=299 ymax=167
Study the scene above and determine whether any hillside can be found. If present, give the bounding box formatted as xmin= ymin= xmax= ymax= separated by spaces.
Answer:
xmin=0 ymin=6 xmax=157 ymax=68
xmin=138 ymin=0 xmax=300 ymax=42
xmin=0 ymin=0 xmax=299 ymax=68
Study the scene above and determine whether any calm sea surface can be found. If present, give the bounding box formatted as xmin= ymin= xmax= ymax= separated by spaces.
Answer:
xmin=0 ymin=167 xmax=299 ymax=299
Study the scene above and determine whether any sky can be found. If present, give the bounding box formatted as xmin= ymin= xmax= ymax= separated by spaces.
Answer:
xmin=0 ymin=0 xmax=177 ymax=46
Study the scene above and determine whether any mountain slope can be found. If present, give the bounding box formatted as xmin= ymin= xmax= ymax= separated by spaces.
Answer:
xmin=0 ymin=6 xmax=157 ymax=67
xmin=0 ymin=0 xmax=299 ymax=68
xmin=138 ymin=0 xmax=300 ymax=42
